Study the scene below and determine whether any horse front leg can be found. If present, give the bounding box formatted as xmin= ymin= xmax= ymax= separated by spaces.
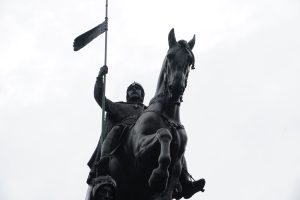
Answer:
xmin=136 ymin=128 xmax=172 ymax=192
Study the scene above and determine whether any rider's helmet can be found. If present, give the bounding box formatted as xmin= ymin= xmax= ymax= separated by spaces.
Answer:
xmin=126 ymin=82 xmax=145 ymax=102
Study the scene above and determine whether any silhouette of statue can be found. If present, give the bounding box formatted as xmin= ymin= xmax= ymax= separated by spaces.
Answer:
xmin=87 ymin=29 xmax=205 ymax=200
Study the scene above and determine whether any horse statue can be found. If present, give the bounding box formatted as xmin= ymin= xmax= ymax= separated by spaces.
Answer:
xmin=94 ymin=28 xmax=205 ymax=200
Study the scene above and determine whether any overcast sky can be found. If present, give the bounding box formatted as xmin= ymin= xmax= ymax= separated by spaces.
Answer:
xmin=1 ymin=0 xmax=300 ymax=200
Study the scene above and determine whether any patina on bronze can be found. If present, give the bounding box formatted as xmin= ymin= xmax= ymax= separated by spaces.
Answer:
xmin=88 ymin=29 xmax=205 ymax=200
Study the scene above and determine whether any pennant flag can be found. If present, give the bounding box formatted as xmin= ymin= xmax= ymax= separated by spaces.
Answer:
xmin=73 ymin=19 xmax=108 ymax=51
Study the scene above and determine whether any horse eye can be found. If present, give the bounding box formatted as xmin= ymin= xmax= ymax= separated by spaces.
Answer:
xmin=167 ymin=53 xmax=175 ymax=60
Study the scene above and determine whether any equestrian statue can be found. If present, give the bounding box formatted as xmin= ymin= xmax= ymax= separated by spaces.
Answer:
xmin=87 ymin=29 xmax=205 ymax=200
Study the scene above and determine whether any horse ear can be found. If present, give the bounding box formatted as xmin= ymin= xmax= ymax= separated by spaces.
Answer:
xmin=188 ymin=34 xmax=195 ymax=50
xmin=168 ymin=28 xmax=177 ymax=48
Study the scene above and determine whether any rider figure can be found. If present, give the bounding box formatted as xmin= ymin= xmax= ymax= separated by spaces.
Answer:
xmin=87 ymin=65 xmax=146 ymax=185
xmin=87 ymin=65 xmax=204 ymax=199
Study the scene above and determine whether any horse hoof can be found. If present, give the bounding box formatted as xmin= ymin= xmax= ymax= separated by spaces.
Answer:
xmin=182 ymin=178 xmax=206 ymax=199
xmin=193 ymin=178 xmax=205 ymax=192
xmin=148 ymin=168 xmax=169 ymax=193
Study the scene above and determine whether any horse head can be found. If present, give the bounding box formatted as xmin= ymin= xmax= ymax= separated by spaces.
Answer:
xmin=162 ymin=28 xmax=195 ymax=102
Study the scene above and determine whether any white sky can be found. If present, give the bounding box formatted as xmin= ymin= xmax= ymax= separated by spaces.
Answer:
xmin=1 ymin=0 xmax=300 ymax=200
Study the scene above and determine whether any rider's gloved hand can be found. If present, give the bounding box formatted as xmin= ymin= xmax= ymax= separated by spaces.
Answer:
xmin=98 ymin=65 xmax=108 ymax=77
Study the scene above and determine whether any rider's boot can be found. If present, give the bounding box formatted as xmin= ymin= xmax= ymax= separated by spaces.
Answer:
xmin=92 ymin=125 xmax=121 ymax=200
xmin=91 ymin=156 xmax=117 ymax=200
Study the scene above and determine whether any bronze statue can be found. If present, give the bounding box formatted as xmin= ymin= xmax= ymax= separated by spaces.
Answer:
xmin=88 ymin=29 xmax=205 ymax=200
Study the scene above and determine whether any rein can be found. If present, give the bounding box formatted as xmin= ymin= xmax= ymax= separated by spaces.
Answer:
xmin=142 ymin=109 xmax=184 ymax=131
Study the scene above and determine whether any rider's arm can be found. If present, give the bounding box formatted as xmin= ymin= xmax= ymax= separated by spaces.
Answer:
xmin=94 ymin=66 xmax=116 ymax=113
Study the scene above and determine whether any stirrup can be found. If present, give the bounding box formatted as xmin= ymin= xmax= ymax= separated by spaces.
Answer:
xmin=92 ymin=175 xmax=117 ymax=200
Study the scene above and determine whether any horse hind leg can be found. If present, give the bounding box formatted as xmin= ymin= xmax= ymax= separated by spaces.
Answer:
xmin=148 ymin=128 xmax=172 ymax=193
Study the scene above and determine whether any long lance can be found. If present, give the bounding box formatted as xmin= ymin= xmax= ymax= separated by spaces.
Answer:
xmin=74 ymin=2 xmax=110 ymax=200
xmin=73 ymin=0 xmax=109 ymax=178
xmin=95 ymin=0 xmax=109 ymax=177
xmin=99 ymin=0 xmax=108 ymax=160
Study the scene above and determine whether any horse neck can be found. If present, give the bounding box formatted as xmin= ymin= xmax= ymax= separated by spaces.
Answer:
xmin=149 ymin=58 xmax=181 ymax=122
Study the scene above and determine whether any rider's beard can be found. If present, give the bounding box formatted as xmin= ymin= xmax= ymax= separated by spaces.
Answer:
xmin=128 ymin=94 xmax=143 ymax=103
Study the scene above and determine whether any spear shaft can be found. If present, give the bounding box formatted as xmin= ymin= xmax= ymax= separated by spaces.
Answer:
xmin=101 ymin=0 xmax=108 ymax=142
xmin=81 ymin=1 xmax=109 ymax=199
xmin=95 ymin=0 xmax=108 ymax=176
